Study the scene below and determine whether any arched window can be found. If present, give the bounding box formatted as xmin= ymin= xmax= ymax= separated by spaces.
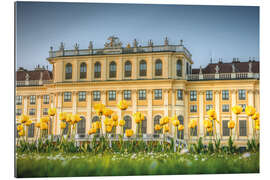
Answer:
xmin=177 ymin=115 xmax=184 ymax=139
xmin=123 ymin=115 xmax=132 ymax=134
xmin=154 ymin=115 xmax=162 ymax=134
xmin=109 ymin=61 xmax=116 ymax=78
xmin=77 ymin=116 xmax=86 ymax=135
xmin=139 ymin=60 xmax=147 ymax=76
xmin=155 ymin=59 xmax=162 ymax=76
xmin=124 ymin=61 xmax=132 ymax=77
xmin=65 ymin=63 xmax=72 ymax=79
xmin=80 ymin=63 xmax=87 ymax=79
xmin=176 ymin=60 xmax=182 ymax=77
xmin=94 ymin=62 xmax=101 ymax=78
xmin=141 ymin=116 xmax=147 ymax=134
xmin=92 ymin=116 xmax=100 ymax=133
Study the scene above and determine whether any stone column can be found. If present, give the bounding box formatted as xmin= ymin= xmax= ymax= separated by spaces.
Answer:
xmin=198 ymin=90 xmax=204 ymax=137
xmin=214 ymin=90 xmax=221 ymax=137
xmin=86 ymin=91 xmax=92 ymax=131
xmin=88 ymin=59 xmax=92 ymax=81
xmin=23 ymin=96 xmax=28 ymax=115
xmin=132 ymin=89 xmax=137 ymax=133
xmin=147 ymin=89 xmax=153 ymax=134
xmin=171 ymin=89 xmax=176 ymax=115
xmin=72 ymin=91 xmax=77 ymax=114
xmin=231 ymin=89 xmax=237 ymax=137
xmin=117 ymin=90 xmax=123 ymax=134
xmin=101 ymin=90 xmax=106 ymax=105
xmin=119 ymin=57 xmax=123 ymax=80
xmin=248 ymin=89 xmax=255 ymax=138
xmin=56 ymin=92 xmax=62 ymax=135
xmin=184 ymin=90 xmax=189 ymax=139
xmin=164 ymin=89 xmax=169 ymax=116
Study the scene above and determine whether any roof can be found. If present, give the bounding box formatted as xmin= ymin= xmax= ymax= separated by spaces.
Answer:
xmin=16 ymin=68 xmax=53 ymax=81
xmin=192 ymin=61 xmax=259 ymax=74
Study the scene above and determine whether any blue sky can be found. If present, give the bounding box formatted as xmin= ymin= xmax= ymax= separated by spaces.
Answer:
xmin=16 ymin=2 xmax=259 ymax=69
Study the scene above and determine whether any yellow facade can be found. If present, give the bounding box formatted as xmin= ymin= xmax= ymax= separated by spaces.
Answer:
xmin=16 ymin=37 xmax=260 ymax=147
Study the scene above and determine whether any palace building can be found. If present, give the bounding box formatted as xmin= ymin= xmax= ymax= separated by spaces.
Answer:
xmin=16 ymin=36 xmax=260 ymax=146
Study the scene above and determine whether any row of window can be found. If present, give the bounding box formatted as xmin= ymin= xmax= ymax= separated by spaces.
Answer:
xmin=16 ymin=108 xmax=48 ymax=116
xmin=65 ymin=59 xmax=185 ymax=80
xmin=190 ymin=104 xmax=246 ymax=113
xmin=189 ymin=90 xmax=246 ymax=101
xmin=16 ymin=95 xmax=50 ymax=105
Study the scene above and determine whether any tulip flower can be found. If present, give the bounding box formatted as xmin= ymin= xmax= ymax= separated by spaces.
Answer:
xmin=48 ymin=108 xmax=56 ymax=116
xmin=111 ymin=113 xmax=118 ymax=121
xmin=106 ymin=125 xmax=113 ymax=133
xmin=25 ymin=120 xmax=32 ymax=126
xmin=245 ymin=106 xmax=256 ymax=116
xmin=59 ymin=112 xmax=67 ymax=121
xmin=232 ymin=105 xmax=243 ymax=115
xmin=71 ymin=114 xmax=81 ymax=123
xmin=207 ymin=127 xmax=213 ymax=133
xmin=163 ymin=116 xmax=170 ymax=124
xmin=66 ymin=113 xmax=72 ymax=123
xmin=228 ymin=120 xmax=235 ymax=129
xmin=18 ymin=130 xmax=25 ymax=137
xmin=119 ymin=119 xmax=125 ymax=126
xmin=160 ymin=117 xmax=165 ymax=125
xmin=252 ymin=112 xmax=259 ymax=121
xmin=154 ymin=124 xmax=162 ymax=131
xmin=20 ymin=114 xmax=29 ymax=124
xmin=112 ymin=120 xmax=118 ymax=127
xmin=207 ymin=109 xmax=216 ymax=118
xmin=188 ymin=119 xmax=197 ymax=129
xmin=94 ymin=103 xmax=105 ymax=116
xmin=178 ymin=124 xmax=184 ymax=131
xmin=172 ymin=119 xmax=180 ymax=127
xmin=40 ymin=122 xmax=48 ymax=130
xmin=17 ymin=124 xmax=24 ymax=131
xmin=103 ymin=108 xmax=113 ymax=117
xmin=41 ymin=116 xmax=50 ymax=123
xmin=133 ymin=112 xmax=144 ymax=124
xmin=35 ymin=122 xmax=41 ymax=128
xmin=164 ymin=124 xmax=170 ymax=133
xmin=125 ymin=129 xmax=133 ymax=137
xmin=204 ymin=120 xmax=212 ymax=129
xmin=118 ymin=100 xmax=128 ymax=110
xmin=60 ymin=122 xmax=66 ymax=129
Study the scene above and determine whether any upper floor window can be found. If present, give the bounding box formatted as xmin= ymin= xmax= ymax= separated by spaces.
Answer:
xmin=43 ymin=108 xmax=48 ymax=115
xmin=29 ymin=108 xmax=36 ymax=116
xmin=206 ymin=90 xmax=213 ymax=101
xmin=139 ymin=60 xmax=147 ymax=76
xmin=190 ymin=91 xmax=197 ymax=101
xmin=124 ymin=61 xmax=132 ymax=77
xmin=238 ymin=89 xmax=246 ymax=100
xmin=80 ymin=63 xmax=87 ymax=79
xmin=154 ymin=89 xmax=162 ymax=100
xmin=78 ymin=91 xmax=86 ymax=102
xmin=239 ymin=104 xmax=246 ymax=112
xmin=176 ymin=60 xmax=182 ymax=77
xmin=43 ymin=95 xmax=49 ymax=104
xmin=222 ymin=120 xmax=230 ymax=136
xmin=93 ymin=91 xmax=100 ymax=101
xmin=222 ymin=90 xmax=229 ymax=100
xmin=138 ymin=90 xmax=146 ymax=100
xmin=239 ymin=120 xmax=247 ymax=136
xmin=177 ymin=89 xmax=183 ymax=100
xmin=30 ymin=95 xmax=36 ymax=105
xmin=64 ymin=92 xmax=72 ymax=102
xmin=190 ymin=105 xmax=197 ymax=113
xmin=16 ymin=96 xmax=22 ymax=105
xmin=206 ymin=104 xmax=213 ymax=112
xmin=109 ymin=61 xmax=116 ymax=78
xmin=94 ymin=62 xmax=101 ymax=78
xmin=123 ymin=90 xmax=131 ymax=100
xmin=155 ymin=59 xmax=162 ymax=76
xmin=16 ymin=109 xmax=22 ymax=116
xmin=108 ymin=91 xmax=116 ymax=101
xmin=65 ymin=63 xmax=72 ymax=80
xmin=222 ymin=104 xmax=230 ymax=112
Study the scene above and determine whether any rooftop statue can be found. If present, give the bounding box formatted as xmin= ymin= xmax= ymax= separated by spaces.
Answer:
xmin=104 ymin=36 xmax=122 ymax=49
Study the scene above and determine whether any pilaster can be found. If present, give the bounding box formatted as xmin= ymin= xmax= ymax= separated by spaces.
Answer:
xmin=147 ymin=89 xmax=153 ymax=134
xmin=132 ymin=89 xmax=137 ymax=133
xmin=231 ymin=89 xmax=237 ymax=137
xmin=86 ymin=91 xmax=92 ymax=131
xmin=214 ymin=90 xmax=221 ymax=137
xmin=199 ymin=90 xmax=204 ymax=137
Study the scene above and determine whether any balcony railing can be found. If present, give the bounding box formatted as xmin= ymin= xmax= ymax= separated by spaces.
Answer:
xmin=187 ymin=72 xmax=259 ymax=81
xmin=16 ymin=80 xmax=53 ymax=87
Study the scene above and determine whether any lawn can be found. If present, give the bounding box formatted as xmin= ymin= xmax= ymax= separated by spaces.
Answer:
xmin=16 ymin=151 xmax=259 ymax=177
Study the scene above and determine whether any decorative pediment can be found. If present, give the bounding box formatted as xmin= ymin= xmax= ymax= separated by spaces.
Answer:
xmin=104 ymin=36 xmax=122 ymax=49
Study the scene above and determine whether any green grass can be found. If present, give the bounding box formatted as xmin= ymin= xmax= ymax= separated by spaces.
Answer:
xmin=16 ymin=152 xmax=259 ymax=177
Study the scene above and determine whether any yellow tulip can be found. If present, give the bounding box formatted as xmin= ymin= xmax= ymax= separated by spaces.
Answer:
xmin=255 ymin=124 xmax=260 ymax=130
xmin=111 ymin=113 xmax=118 ymax=121
xmin=92 ymin=122 xmax=101 ymax=129
xmin=172 ymin=120 xmax=180 ymax=127
xmin=60 ymin=122 xmax=66 ymax=129
xmin=25 ymin=120 xmax=32 ymax=126
xmin=112 ymin=120 xmax=118 ymax=127
xmin=245 ymin=106 xmax=256 ymax=116
xmin=20 ymin=114 xmax=29 ymax=124
xmin=228 ymin=120 xmax=235 ymax=129
xmin=133 ymin=112 xmax=144 ymax=124
xmin=207 ymin=109 xmax=216 ymax=118
xmin=204 ymin=120 xmax=212 ymax=129
xmin=154 ymin=124 xmax=162 ymax=131
xmin=160 ymin=117 xmax=165 ymax=125
xmin=94 ymin=103 xmax=105 ymax=116
xmin=17 ymin=124 xmax=24 ymax=131
xmin=18 ymin=130 xmax=25 ymax=137
xmin=40 ymin=122 xmax=48 ymax=130
xmin=232 ymin=105 xmax=243 ymax=115
xmin=71 ymin=114 xmax=81 ymax=123
xmin=48 ymin=108 xmax=56 ymax=116
xmin=188 ymin=119 xmax=198 ymax=129
xmin=118 ymin=100 xmax=128 ymax=110
xmin=66 ymin=113 xmax=72 ymax=123
xmin=59 ymin=112 xmax=67 ymax=121
xmin=163 ymin=116 xmax=170 ymax=124
xmin=207 ymin=127 xmax=213 ymax=133
xmin=103 ymin=108 xmax=113 ymax=117
xmin=104 ymin=117 xmax=110 ymax=126
xmin=87 ymin=129 xmax=93 ymax=135
xmin=171 ymin=115 xmax=178 ymax=121
xmin=255 ymin=120 xmax=260 ymax=126
xmin=106 ymin=125 xmax=113 ymax=133
xmin=178 ymin=124 xmax=184 ymax=131
xmin=119 ymin=119 xmax=125 ymax=126
xmin=41 ymin=116 xmax=50 ymax=123
xmin=164 ymin=124 xmax=170 ymax=133
xmin=252 ymin=112 xmax=259 ymax=121
xmin=125 ymin=129 xmax=133 ymax=137
xmin=35 ymin=122 xmax=41 ymax=128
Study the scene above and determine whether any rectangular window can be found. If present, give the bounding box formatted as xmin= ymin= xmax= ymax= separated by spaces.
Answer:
xmin=16 ymin=109 xmax=22 ymax=116
xmin=239 ymin=104 xmax=246 ymax=112
xmin=30 ymin=95 xmax=36 ymax=104
xmin=16 ymin=96 xmax=22 ymax=105
xmin=64 ymin=92 xmax=71 ymax=102
xmin=190 ymin=126 xmax=197 ymax=136
xmin=108 ymin=91 xmax=116 ymax=101
xmin=238 ymin=89 xmax=246 ymax=100
xmin=123 ymin=90 xmax=131 ymax=100
xmin=43 ymin=108 xmax=48 ymax=115
xmin=206 ymin=104 xmax=213 ymax=112
xmin=138 ymin=90 xmax=146 ymax=100
xmin=222 ymin=120 xmax=230 ymax=136
xmin=29 ymin=108 xmax=36 ymax=116
xmin=206 ymin=90 xmax=213 ymax=101
xmin=190 ymin=91 xmax=197 ymax=101
xmin=222 ymin=104 xmax=230 ymax=112
xmin=93 ymin=91 xmax=100 ymax=101
xmin=239 ymin=120 xmax=247 ymax=136
xmin=177 ymin=89 xmax=183 ymax=100
xmin=222 ymin=90 xmax=229 ymax=100
xmin=78 ymin=91 xmax=86 ymax=102
xmin=190 ymin=105 xmax=197 ymax=112
xmin=154 ymin=89 xmax=162 ymax=100
xmin=43 ymin=95 xmax=49 ymax=104
xmin=28 ymin=123 xmax=35 ymax=138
